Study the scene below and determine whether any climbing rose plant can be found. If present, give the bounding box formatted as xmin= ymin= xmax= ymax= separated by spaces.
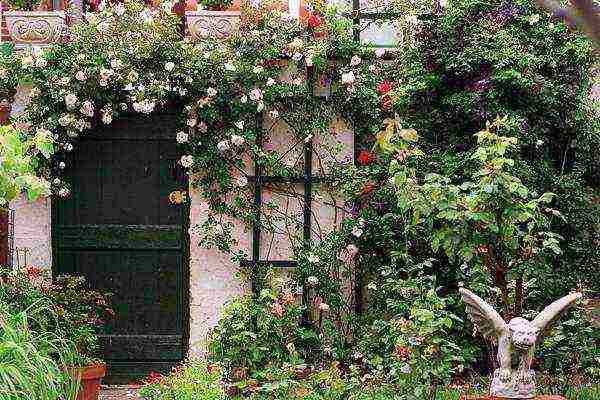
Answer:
xmin=11 ymin=0 xmax=424 ymax=259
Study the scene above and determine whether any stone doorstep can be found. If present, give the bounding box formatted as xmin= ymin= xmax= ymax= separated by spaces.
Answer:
xmin=99 ymin=385 xmax=141 ymax=400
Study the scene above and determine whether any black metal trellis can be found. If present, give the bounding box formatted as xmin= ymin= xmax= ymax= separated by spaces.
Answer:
xmin=243 ymin=110 xmax=318 ymax=292
xmin=7 ymin=209 xmax=14 ymax=268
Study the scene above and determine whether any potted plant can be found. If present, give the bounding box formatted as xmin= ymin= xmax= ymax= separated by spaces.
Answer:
xmin=0 ymin=268 xmax=114 ymax=400
xmin=185 ymin=0 xmax=240 ymax=41
xmin=3 ymin=0 xmax=66 ymax=49
xmin=46 ymin=275 xmax=114 ymax=400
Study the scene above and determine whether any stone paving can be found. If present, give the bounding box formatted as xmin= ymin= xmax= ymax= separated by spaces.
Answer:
xmin=99 ymin=386 xmax=141 ymax=400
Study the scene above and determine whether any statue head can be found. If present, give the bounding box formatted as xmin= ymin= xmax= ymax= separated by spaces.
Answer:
xmin=507 ymin=317 xmax=538 ymax=349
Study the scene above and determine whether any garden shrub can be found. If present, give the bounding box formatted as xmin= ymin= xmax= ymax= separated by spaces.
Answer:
xmin=0 ymin=267 xmax=114 ymax=366
xmin=208 ymin=285 xmax=323 ymax=382
xmin=138 ymin=360 xmax=225 ymax=400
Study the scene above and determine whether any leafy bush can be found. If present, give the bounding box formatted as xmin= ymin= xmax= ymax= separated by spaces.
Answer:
xmin=0 ymin=267 xmax=114 ymax=366
xmin=0 ymin=303 xmax=79 ymax=400
xmin=138 ymin=360 xmax=225 ymax=400
xmin=209 ymin=286 xmax=322 ymax=380
xmin=356 ymin=273 xmax=467 ymax=398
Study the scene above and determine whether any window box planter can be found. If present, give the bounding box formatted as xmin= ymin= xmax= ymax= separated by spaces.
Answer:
xmin=3 ymin=10 xmax=66 ymax=49
xmin=185 ymin=10 xmax=240 ymax=41
xmin=69 ymin=363 xmax=106 ymax=400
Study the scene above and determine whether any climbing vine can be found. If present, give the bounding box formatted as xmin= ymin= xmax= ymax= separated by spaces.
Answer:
xmin=8 ymin=0 xmax=416 ymax=258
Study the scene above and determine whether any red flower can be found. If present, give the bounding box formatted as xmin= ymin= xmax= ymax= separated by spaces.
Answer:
xmin=308 ymin=13 xmax=322 ymax=29
xmin=25 ymin=266 xmax=43 ymax=279
xmin=144 ymin=371 xmax=165 ymax=385
xmin=357 ymin=150 xmax=372 ymax=165
xmin=377 ymin=80 xmax=392 ymax=95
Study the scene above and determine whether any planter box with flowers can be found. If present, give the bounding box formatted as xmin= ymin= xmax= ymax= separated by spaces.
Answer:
xmin=185 ymin=0 xmax=240 ymax=41
xmin=2 ymin=0 xmax=66 ymax=49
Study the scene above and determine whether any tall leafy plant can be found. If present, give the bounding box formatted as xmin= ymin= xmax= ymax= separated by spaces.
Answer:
xmin=390 ymin=117 xmax=563 ymax=319
xmin=0 ymin=302 xmax=79 ymax=400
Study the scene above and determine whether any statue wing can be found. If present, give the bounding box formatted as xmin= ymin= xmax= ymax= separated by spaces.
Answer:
xmin=531 ymin=292 xmax=582 ymax=336
xmin=459 ymin=288 xmax=507 ymax=340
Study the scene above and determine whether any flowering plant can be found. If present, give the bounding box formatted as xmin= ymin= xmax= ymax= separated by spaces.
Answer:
xmin=199 ymin=0 xmax=234 ymax=11
xmin=0 ymin=267 xmax=114 ymax=366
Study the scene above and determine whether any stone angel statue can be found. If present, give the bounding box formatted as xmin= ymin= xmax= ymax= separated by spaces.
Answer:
xmin=459 ymin=288 xmax=582 ymax=399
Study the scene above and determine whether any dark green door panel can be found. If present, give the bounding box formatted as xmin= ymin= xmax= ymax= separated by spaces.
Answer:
xmin=52 ymin=114 xmax=189 ymax=378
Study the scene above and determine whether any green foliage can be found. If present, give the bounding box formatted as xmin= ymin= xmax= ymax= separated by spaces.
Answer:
xmin=0 ymin=267 xmax=114 ymax=366
xmin=209 ymin=286 xmax=322 ymax=378
xmin=2 ymin=0 xmax=42 ymax=11
xmin=389 ymin=117 xmax=563 ymax=317
xmin=199 ymin=0 xmax=234 ymax=11
xmin=0 ymin=44 xmax=20 ymax=102
xmin=356 ymin=273 xmax=467 ymax=398
xmin=0 ymin=126 xmax=52 ymax=207
xmin=138 ymin=360 xmax=225 ymax=400
xmin=0 ymin=303 xmax=79 ymax=400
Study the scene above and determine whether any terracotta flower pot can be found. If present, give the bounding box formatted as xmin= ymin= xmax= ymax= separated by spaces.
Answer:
xmin=0 ymin=100 xmax=11 ymax=125
xmin=70 ymin=363 xmax=107 ymax=400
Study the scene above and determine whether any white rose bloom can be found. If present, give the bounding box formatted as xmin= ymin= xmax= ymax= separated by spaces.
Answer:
xmin=352 ymin=226 xmax=363 ymax=238
xmin=231 ymin=135 xmax=245 ymax=147
xmin=176 ymin=131 xmax=189 ymax=143
xmin=217 ymin=140 xmax=230 ymax=152
xmin=114 ymin=3 xmax=125 ymax=15
xmin=267 ymin=78 xmax=275 ymax=86
xmin=307 ymin=276 xmax=319 ymax=286
xmin=75 ymin=71 xmax=87 ymax=81
xmin=207 ymin=87 xmax=217 ymax=97
xmin=308 ymin=254 xmax=320 ymax=263
xmin=269 ymin=110 xmax=279 ymax=119
xmin=236 ymin=176 xmax=248 ymax=187
xmin=101 ymin=112 xmax=113 ymax=125
xmin=165 ymin=62 xmax=175 ymax=72
xmin=187 ymin=118 xmax=197 ymax=127
xmin=180 ymin=155 xmax=194 ymax=168
xmin=235 ymin=120 xmax=244 ymax=130
xmin=224 ymin=62 xmax=236 ymax=72
xmin=253 ymin=65 xmax=264 ymax=74
xmin=375 ymin=48 xmax=386 ymax=58
xmin=240 ymin=95 xmax=248 ymax=103
xmin=341 ymin=71 xmax=355 ymax=85
xmin=64 ymin=93 xmax=78 ymax=109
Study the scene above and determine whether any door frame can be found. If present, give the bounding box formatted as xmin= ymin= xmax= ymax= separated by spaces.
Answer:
xmin=50 ymin=113 xmax=191 ymax=382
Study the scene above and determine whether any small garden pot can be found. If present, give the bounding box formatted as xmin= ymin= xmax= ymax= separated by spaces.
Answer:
xmin=3 ymin=11 xmax=66 ymax=49
xmin=0 ymin=100 xmax=11 ymax=125
xmin=185 ymin=10 xmax=241 ymax=41
xmin=71 ymin=363 xmax=107 ymax=400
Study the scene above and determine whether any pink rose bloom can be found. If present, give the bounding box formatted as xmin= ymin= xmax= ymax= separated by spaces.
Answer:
xmin=81 ymin=101 xmax=95 ymax=117
xmin=64 ymin=93 xmax=78 ymax=109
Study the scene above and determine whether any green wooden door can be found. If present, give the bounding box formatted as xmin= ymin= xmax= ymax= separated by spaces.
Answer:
xmin=52 ymin=114 xmax=189 ymax=381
